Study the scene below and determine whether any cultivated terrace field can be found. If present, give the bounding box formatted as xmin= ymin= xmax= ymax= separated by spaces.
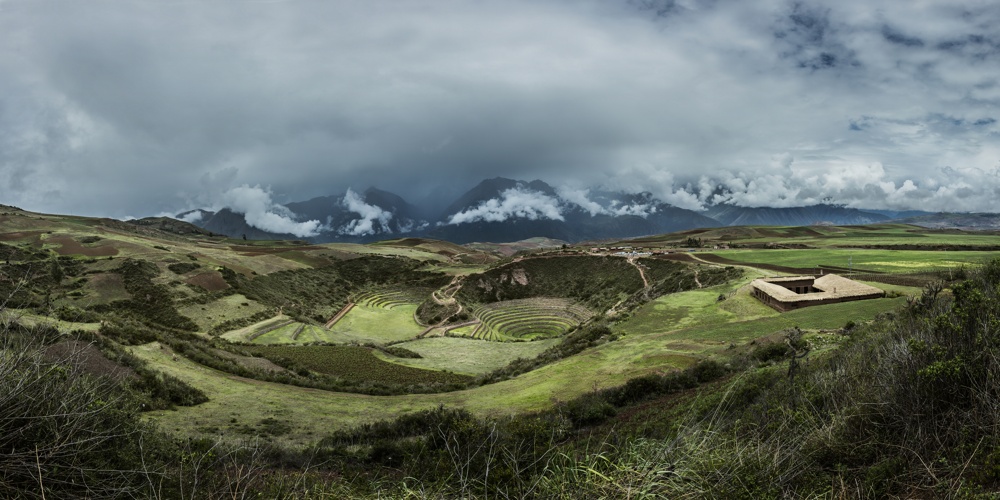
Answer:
xmin=4 ymin=205 xmax=1000 ymax=497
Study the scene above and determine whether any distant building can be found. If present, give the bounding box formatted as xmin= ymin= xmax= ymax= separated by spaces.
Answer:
xmin=751 ymin=274 xmax=885 ymax=312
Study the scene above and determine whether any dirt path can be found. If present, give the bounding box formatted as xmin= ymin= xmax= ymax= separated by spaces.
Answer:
xmin=324 ymin=302 xmax=355 ymax=329
xmin=627 ymin=256 xmax=650 ymax=288
xmin=693 ymin=269 xmax=703 ymax=288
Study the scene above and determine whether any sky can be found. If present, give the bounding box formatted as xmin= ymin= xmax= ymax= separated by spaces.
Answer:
xmin=2 ymin=0 xmax=999 ymax=220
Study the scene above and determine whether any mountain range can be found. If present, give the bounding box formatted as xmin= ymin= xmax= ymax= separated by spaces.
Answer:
xmin=174 ymin=177 xmax=945 ymax=244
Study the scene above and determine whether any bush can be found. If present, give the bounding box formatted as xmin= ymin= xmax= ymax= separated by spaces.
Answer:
xmin=751 ymin=341 xmax=789 ymax=363
xmin=167 ymin=262 xmax=201 ymax=274
xmin=55 ymin=305 xmax=101 ymax=323
xmin=0 ymin=325 xmax=155 ymax=498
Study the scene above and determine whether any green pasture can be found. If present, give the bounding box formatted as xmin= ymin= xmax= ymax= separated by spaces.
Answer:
xmin=242 ymin=345 xmax=471 ymax=385
xmin=137 ymin=275 xmax=912 ymax=446
xmin=382 ymin=336 xmax=561 ymax=375
xmin=179 ymin=294 xmax=270 ymax=333
xmin=616 ymin=278 xmax=916 ymax=345
xmin=324 ymin=304 xmax=424 ymax=343
xmin=2 ymin=309 xmax=101 ymax=333
xmin=710 ymin=248 xmax=1000 ymax=273
xmin=220 ymin=304 xmax=425 ymax=345
xmin=630 ymin=224 xmax=1000 ymax=250
xmin=252 ymin=323 xmax=328 ymax=344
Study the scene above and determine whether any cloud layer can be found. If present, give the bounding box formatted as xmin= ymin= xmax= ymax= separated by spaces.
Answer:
xmin=220 ymin=185 xmax=324 ymax=238
xmin=1 ymin=0 xmax=999 ymax=216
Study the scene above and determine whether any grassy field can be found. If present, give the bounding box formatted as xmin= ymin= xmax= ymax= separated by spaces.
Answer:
xmin=709 ymin=248 xmax=999 ymax=273
xmin=381 ymin=336 xmax=561 ymax=375
xmin=324 ymin=304 xmax=424 ymax=343
xmin=242 ymin=345 xmax=472 ymax=385
xmin=253 ymin=322 xmax=329 ymax=344
xmin=178 ymin=294 xmax=271 ymax=332
xmin=629 ymin=224 xmax=1000 ymax=249
xmin=133 ymin=275 xmax=912 ymax=446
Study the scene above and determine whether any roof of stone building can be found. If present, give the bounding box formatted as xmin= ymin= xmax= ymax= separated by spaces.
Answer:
xmin=751 ymin=274 xmax=884 ymax=304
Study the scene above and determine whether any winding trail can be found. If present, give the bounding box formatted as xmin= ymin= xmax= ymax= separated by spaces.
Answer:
xmin=627 ymin=256 xmax=650 ymax=289
xmin=417 ymin=275 xmax=469 ymax=337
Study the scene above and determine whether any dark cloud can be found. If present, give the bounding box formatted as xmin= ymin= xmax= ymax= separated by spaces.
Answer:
xmin=0 ymin=0 xmax=998 ymax=218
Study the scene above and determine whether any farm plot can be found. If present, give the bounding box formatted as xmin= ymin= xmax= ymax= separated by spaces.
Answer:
xmin=243 ymin=345 xmax=472 ymax=386
xmin=709 ymin=248 xmax=1000 ymax=274
xmin=221 ymin=314 xmax=292 ymax=343
xmin=179 ymin=294 xmax=269 ymax=332
xmin=354 ymin=288 xmax=430 ymax=309
xmin=323 ymin=303 xmax=425 ymax=344
xmin=383 ymin=336 xmax=561 ymax=375
xmin=470 ymin=298 xmax=594 ymax=341
xmin=252 ymin=322 xmax=329 ymax=344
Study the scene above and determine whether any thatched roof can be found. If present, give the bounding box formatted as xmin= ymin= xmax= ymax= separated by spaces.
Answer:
xmin=751 ymin=274 xmax=884 ymax=305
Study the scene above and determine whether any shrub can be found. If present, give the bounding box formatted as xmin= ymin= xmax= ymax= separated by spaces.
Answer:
xmin=0 ymin=325 xmax=155 ymax=498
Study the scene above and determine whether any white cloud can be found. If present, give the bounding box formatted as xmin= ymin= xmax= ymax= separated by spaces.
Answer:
xmin=609 ymin=201 xmax=658 ymax=218
xmin=220 ymin=184 xmax=324 ymax=237
xmin=447 ymin=188 xmax=564 ymax=225
xmin=177 ymin=211 xmax=203 ymax=224
xmin=556 ymin=187 xmax=605 ymax=216
xmin=338 ymin=188 xmax=394 ymax=236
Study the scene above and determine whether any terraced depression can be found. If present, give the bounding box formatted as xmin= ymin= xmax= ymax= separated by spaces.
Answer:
xmin=470 ymin=298 xmax=594 ymax=340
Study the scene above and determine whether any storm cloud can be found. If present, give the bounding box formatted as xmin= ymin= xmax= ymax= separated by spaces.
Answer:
xmin=1 ymin=0 xmax=999 ymax=217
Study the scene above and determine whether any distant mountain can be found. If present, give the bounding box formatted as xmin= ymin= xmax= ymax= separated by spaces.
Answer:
xmin=426 ymin=178 xmax=720 ymax=244
xmin=701 ymin=204 xmax=889 ymax=227
xmin=896 ymin=213 xmax=1000 ymax=230
xmin=863 ymin=209 xmax=935 ymax=220
xmin=176 ymin=179 xmax=941 ymax=245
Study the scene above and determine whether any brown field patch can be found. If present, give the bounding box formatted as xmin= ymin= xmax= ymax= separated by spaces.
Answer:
xmin=44 ymin=340 xmax=137 ymax=381
xmin=186 ymin=271 xmax=230 ymax=291
xmin=48 ymin=235 xmax=119 ymax=257
xmin=0 ymin=230 xmax=45 ymax=242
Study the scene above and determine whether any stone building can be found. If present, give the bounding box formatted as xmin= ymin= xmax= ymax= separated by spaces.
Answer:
xmin=751 ymin=274 xmax=885 ymax=312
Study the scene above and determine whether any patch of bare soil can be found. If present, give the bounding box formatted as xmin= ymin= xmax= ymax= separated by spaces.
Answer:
xmin=43 ymin=340 xmax=137 ymax=382
xmin=185 ymin=271 xmax=230 ymax=291
xmin=48 ymin=235 xmax=119 ymax=257
xmin=0 ymin=230 xmax=45 ymax=242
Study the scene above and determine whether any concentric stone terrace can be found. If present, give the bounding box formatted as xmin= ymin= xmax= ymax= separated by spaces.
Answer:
xmin=470 ymin=298 xmax=593 ymax=340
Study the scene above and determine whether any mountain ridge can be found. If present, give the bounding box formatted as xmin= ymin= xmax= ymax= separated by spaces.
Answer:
xmin=174 ymin=177 xmax=972 ymax=244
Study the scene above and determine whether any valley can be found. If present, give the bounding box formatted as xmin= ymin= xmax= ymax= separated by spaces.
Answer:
xmin=3 ymin=204 xmax=1000 ymax=496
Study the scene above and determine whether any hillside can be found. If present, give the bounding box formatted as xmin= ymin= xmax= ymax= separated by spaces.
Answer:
xmin=3 ymin=206 xmax=1000 ymax=496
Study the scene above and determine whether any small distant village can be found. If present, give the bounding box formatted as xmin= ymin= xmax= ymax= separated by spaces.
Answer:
xmin=587 ymin=243 xmax=730 ymax=257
